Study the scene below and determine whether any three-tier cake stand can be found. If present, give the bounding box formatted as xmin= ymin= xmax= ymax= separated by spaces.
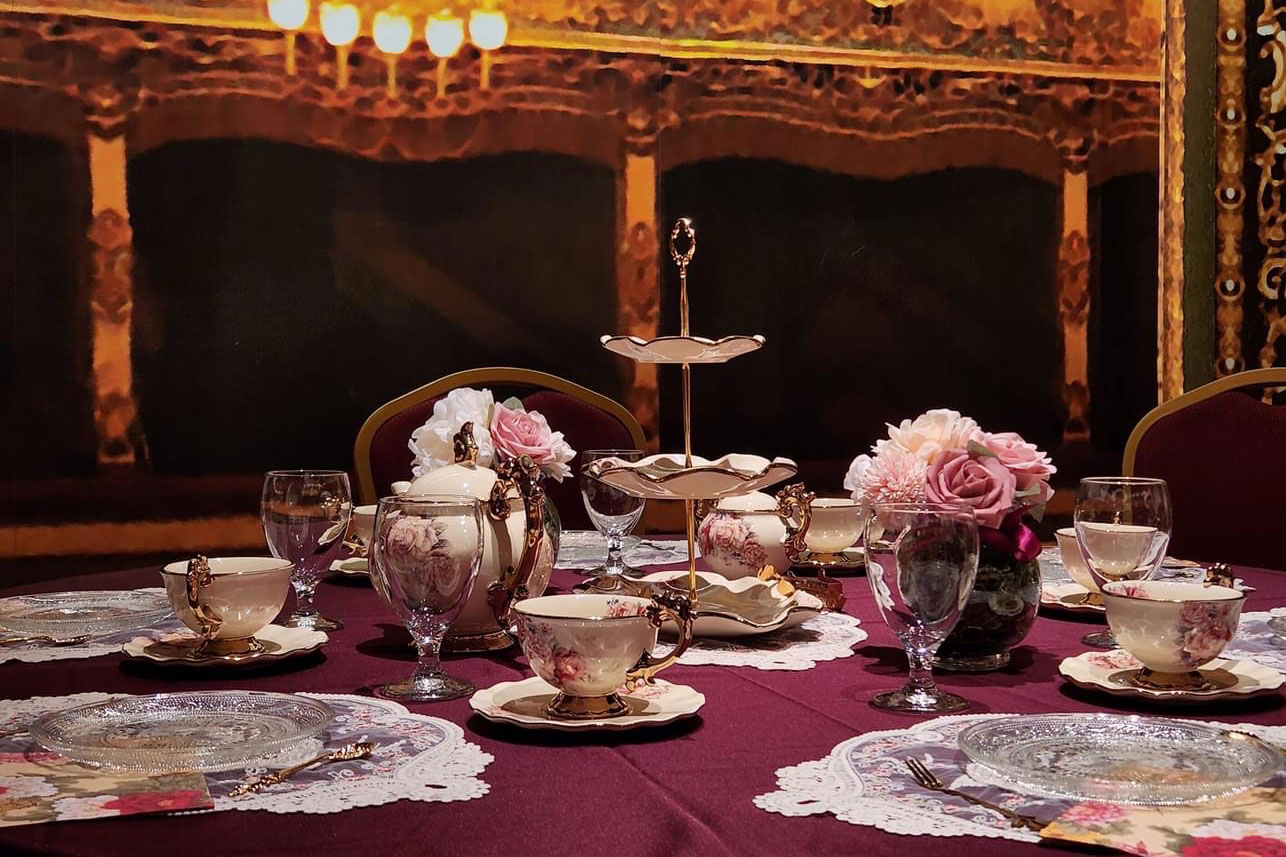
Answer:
xmin=587 ymin=218 xmax=797 ymax=601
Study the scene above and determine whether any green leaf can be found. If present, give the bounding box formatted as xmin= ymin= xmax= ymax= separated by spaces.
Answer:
xmin=967 ymin=439 xmax=997 ymax=458
xmin=501 ymin=396 xmax=525 ymax=412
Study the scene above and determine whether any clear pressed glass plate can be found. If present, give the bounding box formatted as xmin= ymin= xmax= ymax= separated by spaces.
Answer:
xmin=31 ymin=691 xmax=335 ymax=773
xmin=0 ymin=590 xmax=172 ymax=637
xmin=958 ymin=714 xmax=1282 ymax=805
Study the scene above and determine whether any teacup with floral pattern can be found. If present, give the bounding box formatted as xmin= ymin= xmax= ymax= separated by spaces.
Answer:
xmin=512 ymin=593 xmax=694 ymax=719
xmin=1101 ymin=579 xmax=1245 ymax=691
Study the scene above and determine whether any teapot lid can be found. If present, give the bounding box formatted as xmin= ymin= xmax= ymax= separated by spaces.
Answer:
xmin=716 ymin=491 xmax=777 ymax=513
xmin=406 ymin=462 xmax=509 ymax=502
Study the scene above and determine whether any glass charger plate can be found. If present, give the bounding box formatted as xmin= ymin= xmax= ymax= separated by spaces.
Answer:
xmin=959 ymin=713 xmax=1282 ymax=805
xmin=31 ymin=691 xmax=335 ymax=773
xmin=0 ymin=590 xmax=172 ymax=637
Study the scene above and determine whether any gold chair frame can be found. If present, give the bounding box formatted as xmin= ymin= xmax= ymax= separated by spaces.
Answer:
xmin=353 ymin=366 xmax=647 ymax=503
xmin=1122 ymin=368 xmax=1286 ymax=475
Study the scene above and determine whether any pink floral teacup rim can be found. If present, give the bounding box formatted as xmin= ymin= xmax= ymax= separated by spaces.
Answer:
xmin=1101 ymin=579 xmax=1245 ymax=604
xmin=512 ymin=594 xmax=651 ymax=622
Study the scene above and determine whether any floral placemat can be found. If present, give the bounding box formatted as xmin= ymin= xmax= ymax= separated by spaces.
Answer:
xmin=0 ymin=752 xmax=211 ymax=827
xmin=0 ymin=589 xmax=185 ymax=665
xmin=556 ymin=531 xmax=695 ymax=571
xmin=0 ymin=692 xmax=493 ymax=816
xmin=754 ymin=713 xmax=1286 ymax=845
xmin=667 ymin=613 xmax=867 ymax=671
xmin=1043 ymin=788 xmax=1286 ymax=856
xmin=1230 ymin=608 xmax=1286 ymax=674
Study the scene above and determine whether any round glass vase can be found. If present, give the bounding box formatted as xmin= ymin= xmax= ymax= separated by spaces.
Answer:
xmin=932 ymin=540 xmax=1041 ymax=672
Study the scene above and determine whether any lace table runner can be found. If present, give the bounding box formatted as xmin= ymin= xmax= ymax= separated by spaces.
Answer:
xmin=0 ymin=693 xmax=493 ymax=815
xmin=556 ymin=531 xmax=695 ymax=571
xmin=0 ymin=590 xmax=185 ymax=666
xmin=754 ymin=713 xmax=1286 ymax=843
xmin=670 ymin=613 xmax=867 ymax=671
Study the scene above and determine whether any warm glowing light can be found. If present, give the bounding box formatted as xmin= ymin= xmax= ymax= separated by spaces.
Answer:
xmin=426 ymin=11 xmax=465 ymax=58
xmin=468 ymin=8 xmax=508 ymax=51
xmin=319 ymin=2 xmax=360 ymax=46
xmin=373 ymin=10 xmax=413 ymax=54
xmin=267 ymin=0 xmax=309 ymax=30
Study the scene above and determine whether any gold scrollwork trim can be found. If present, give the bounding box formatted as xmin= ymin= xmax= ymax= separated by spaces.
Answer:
xmin=1159 ymin=0 xmax=1186 ymax=401
xmin=1255 ymin=0 xmax=1286 ymax=383
xmin=1214 ymin=0 xmax=1247 ymax=378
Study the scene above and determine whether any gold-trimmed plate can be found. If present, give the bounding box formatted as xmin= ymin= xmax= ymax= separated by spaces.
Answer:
xmin=1058 ymin=650 xmax=1285 ymax=703
xmin=469 ymin=677 xmax=704 ymax=732
xmin=122 ymin=625 xmax=327 ymax=668
xmin=600 ymin=334 xmax=765 ymax=364
xmin=585 ymin=452 xmax=797 ymax=501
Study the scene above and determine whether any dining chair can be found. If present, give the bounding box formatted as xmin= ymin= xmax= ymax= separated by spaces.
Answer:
xmin=1123 ymin=367 xmax=1286 ymax=571
xmin=353 ymin=367 xmax=647 ymax=530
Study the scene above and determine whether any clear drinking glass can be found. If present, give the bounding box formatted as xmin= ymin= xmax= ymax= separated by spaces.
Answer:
xmin=862 ymin=502 xmax=980 ymax=713
xmin=370 ymin=494 xmax=484 ymax=702
xmin=1074 ymin=476 xmax=1172 ymax=648
xmin=261 ymin=470 xmax=353 ymax=631
xmin=579 ymin=449 xmax=646 ymax=577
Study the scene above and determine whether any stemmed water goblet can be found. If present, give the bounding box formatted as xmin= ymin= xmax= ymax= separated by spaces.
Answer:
xmin=579 ymin=449 xmax=646 ymax=577
xmin=369 ymin=494 xmax=484 ymax=702
xmin=1074 ymin=476 xmax=1172 ymax=648
xmin=862 ymin=502 xmax=980 ymax=713
xmin=261 ymin=470 xmax=353 ymax=631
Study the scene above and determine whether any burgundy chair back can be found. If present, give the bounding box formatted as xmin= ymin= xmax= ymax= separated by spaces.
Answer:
xmin=364 ymin=386 xmax=641 ymax=530
xmin=1131 ymin=389 xmax=1286 ymax=570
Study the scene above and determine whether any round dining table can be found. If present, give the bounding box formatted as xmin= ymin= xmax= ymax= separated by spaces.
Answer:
xmin=1 ymin=551 xmax=1282 ymax=857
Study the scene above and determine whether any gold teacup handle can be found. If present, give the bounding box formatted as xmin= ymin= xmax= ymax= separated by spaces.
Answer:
xmin=184 ymin=555 xmax=222 ymax=641
xmin=626 ymin=592 xmax=694 ymax=687
xmin=775 ymin=483 xmax=815 ymax=565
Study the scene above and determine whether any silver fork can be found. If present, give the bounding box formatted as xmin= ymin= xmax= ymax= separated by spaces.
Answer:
xmin=904 ymin=757 xmax=1046 ymax=832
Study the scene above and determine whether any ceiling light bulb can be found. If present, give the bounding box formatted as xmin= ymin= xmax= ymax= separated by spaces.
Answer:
xmin=426 ymin=11 xmax=465 ymax=58
xmin=267 ymin=0 xmax=310 ymax=30
xmin=320 ymin=2 xmax=360 ymax=46
xmin=468 ymin=8 xmax=507 ymax=51
xmin=373 ymin=9 xmax=413 ymax=54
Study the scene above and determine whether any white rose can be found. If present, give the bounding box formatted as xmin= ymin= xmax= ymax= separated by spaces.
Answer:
xmin=843 ymin=454 xmax=871 ymax=500
xmin=543 ymin=432 xmax=575 ymax=481
xmin=408 ymin=387 xmax=496 ymax=477
xmin=885 ymin=408 xmax=981 ymax=463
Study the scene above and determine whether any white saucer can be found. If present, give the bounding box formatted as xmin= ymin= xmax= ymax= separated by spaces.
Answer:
xmin=1058 ymin=650 xmax=1285 ymax=702
xmin=330 ymin=557 xmax=369 ymax=576
xmin=122 ymin=624 xmax=328 ymax=667
xmin=1040 ymin=582 xmax=1105 ymax=615
xmin=469 ymin=677 xmax=705 ymax=732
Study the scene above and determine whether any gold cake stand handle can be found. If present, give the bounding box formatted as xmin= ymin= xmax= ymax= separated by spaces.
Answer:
xmin=626 ymin=592 xmax=695 ymax=687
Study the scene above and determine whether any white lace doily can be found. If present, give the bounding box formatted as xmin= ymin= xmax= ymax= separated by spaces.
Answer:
xmin=667 ymin=613 xmax=867 ymax=671
xmin=1226 ymin=607 xmax=1286 ymax=673
xmin=0 ymin=692 xmax=493 ymax=815
xmin=557 ymin=531 xmax=695 ymax=571
xmin=754 ymin=714 xmax=1286 ymax=842
xmin=0 ymin=589 xmax=186 ymax=665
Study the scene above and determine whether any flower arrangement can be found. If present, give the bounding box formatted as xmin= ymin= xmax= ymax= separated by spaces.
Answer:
xmin=844 ymin=408 xmax=1054 ymax=562
xmin=409 ymin=387 xmax=575 ymax=481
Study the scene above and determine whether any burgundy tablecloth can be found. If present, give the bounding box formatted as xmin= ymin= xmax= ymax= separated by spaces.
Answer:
xmin=1 ymin=557 xmax=1283 ymax=857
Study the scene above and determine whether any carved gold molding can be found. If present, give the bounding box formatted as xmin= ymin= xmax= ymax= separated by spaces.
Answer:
xmin=1255 ymin=0 xmax=1286 ymax=393
xmin=1215 ymin=0 xmax=1248 ymax=378
xmin=1159 ymin=0 xmax=1185 ymax=400
xmin=4 ymin=0 xmax=1162 ymax=80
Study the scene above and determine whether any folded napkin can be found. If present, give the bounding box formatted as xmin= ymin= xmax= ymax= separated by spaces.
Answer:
xmin=0 ymin=750 xmax=211 ymax=827
xmin=1040 ymin=788 xmax=1286 ymax=856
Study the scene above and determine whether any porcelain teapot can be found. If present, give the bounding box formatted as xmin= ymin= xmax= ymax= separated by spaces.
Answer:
xmin=402 ymin=423 xmax=555 ymax=652
xmin=695 ymin=491 xmax=789 ymax=578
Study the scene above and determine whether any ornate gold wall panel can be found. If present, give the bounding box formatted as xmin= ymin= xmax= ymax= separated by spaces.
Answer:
xmin=1215 ymin=0 xmax=1248 ymax=378
xmin=1254 ymin=0 xmax=1286 ymax=392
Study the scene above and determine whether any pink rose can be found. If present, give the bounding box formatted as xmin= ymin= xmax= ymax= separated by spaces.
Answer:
xmin=1059 ymin=801 xmax=1131 ymax=828
xmin=489 ymin=404 xmax=575 ymax=480
xmin=980 ymin=432 xmax=1055 ymax=502
xmin=925 ymin=449 xmax=1016 ymax=528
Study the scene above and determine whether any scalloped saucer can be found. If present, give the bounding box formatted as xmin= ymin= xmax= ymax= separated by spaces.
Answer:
xmin=330 ymin=557 xmax=369 ymax=576
xmin=1040 ymin=582 xmax=1105 ymax=615
xmin=1058 ymin=650 xmax=1285 ymax=703
xmin=600 ymin=334 xmax=765 ymax=364
xmin=122 ymin=625 xmax=328 ymax=668
xmin=469 ymin=677 xmax=704 ymax=732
